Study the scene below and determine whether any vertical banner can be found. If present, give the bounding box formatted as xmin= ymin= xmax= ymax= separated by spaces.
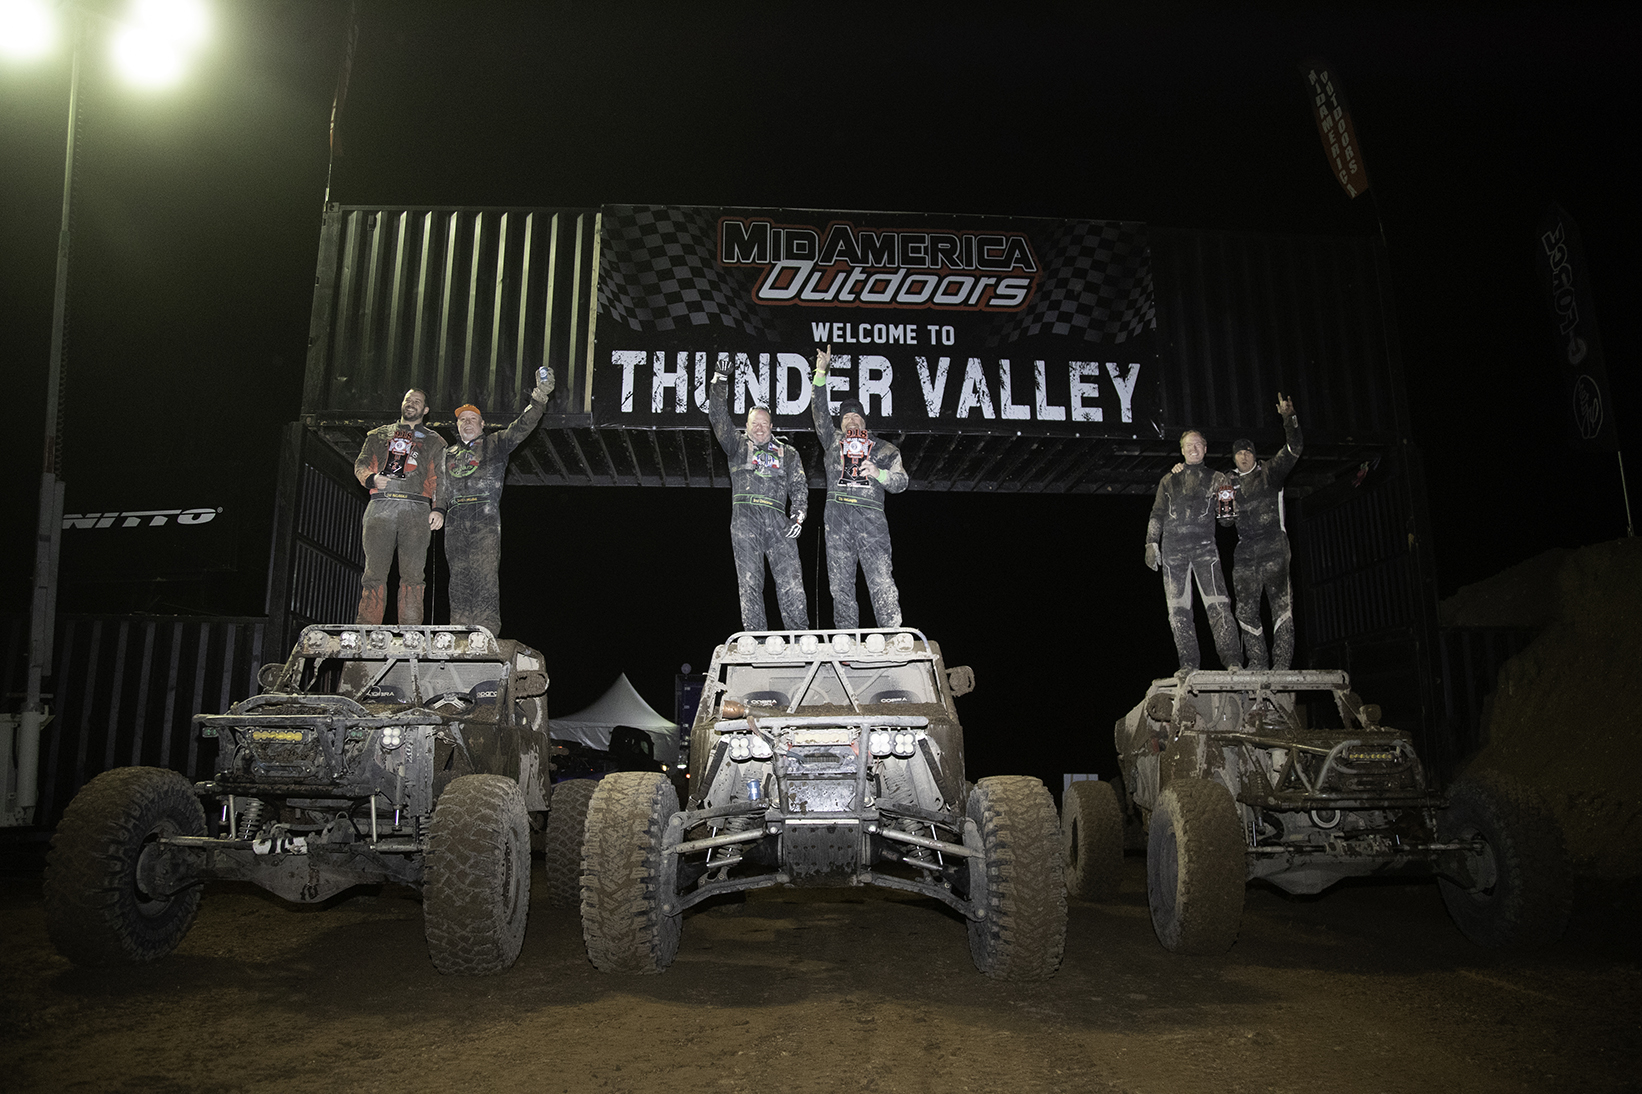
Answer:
xmin=1301 ymin=58 xmax=1371 ymax=199
xmin=1536 ymin=203 xmax=1619 ymax=452
xmin=592 ymin=205 xmax=1157 ymax=438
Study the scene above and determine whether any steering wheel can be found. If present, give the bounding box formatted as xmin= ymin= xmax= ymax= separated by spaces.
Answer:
xmin=425 ymin=691 xmax=476 ymax=714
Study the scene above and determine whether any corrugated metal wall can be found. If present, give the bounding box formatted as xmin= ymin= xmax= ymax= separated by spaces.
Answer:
xmin=265 ymin=422 xmax=370 ymax=657
xmin=1149 ymin=226 xmax=1398 ymax=447
xmin=3 ymin=615 xmax=264 ymax=828
xmin=303 ymin=205 xmax=601 ymax=420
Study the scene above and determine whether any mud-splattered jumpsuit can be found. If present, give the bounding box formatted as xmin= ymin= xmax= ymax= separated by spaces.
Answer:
xmin=1145 ymin=464 xmax=1243 ymax=671
xmin=708 ymin=377 xmax=810 ymax=631
xmin=436 ymin=394 xmax=548 ymax=637
xmin=1226 ymin=413 xmax=1304 ymax=670
xmin=810 ymin=382 xmax=909 ymax=628
xmin=354 ymin=421 xmax=446 ymax=625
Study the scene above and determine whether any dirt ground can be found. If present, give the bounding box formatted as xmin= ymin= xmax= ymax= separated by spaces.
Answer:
xmin=2 ymin=847 xmax=1638 ymax=1094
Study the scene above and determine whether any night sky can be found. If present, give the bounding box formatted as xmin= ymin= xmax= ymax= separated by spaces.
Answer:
xmin=2 ymin=2 xmax=1635 ymax=787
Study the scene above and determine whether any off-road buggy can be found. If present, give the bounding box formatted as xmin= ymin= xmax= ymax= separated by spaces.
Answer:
xmin=576 ymin=627 xmax=1066 ymax=982
xmin=1062 ymin=669 xmax=1570 ymax=954
xmin=44 ymin=623 xmax=550 ymax=975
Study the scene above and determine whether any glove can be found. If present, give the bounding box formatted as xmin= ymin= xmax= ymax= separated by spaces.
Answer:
xmin=533 ymin=366 xmax=556 ymax=399
xmin=712 ymin=357 xmax=731 ymax=383
xmin=786 ymin=515 xmax=804 ymax=539
xmin=1144 ymin=543 xmax=1160 ymax=571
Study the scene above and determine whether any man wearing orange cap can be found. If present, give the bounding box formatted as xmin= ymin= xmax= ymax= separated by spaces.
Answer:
xmin=436 ymin=368 xmax=556 ymax=636
xmin=354 ymin=388 xmax=446 ymax=625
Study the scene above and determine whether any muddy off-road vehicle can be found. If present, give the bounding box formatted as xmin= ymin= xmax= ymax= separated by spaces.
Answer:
xmin=578 ymin=628 xmax=1066 ymax=981
xmin=1062 ymin=669 xmax=1571 ymax=954
xmin=44 ymin=624 xmax=549 ymax=975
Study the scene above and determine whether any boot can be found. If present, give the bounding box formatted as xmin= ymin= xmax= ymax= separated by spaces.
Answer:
xmin=357 ymin=584 xmax=386 ymax=625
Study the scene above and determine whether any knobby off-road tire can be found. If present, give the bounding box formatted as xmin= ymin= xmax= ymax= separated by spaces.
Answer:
xmin=1062 ymin=779 xmax=1124 ymax=902
xmin=544 ymin=779 xmax=597 ymax=906
xmin=1147 ymin=777 xmax=1245 ymax=955
xmin=44 ymin=767 xmax=207 ymax=966
xmin=424 ymin=774 xmax=531 ymax=975
xmin=966 ymin=776 xmax=1067 ymax=981
xmin=581 ymin=771 xmax=680 ymax=973
xmin=1437 ymin=770 xmax=1572 ymax=949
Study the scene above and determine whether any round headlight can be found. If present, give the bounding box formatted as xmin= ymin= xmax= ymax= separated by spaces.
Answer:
xmin=764 ymin=635 xmax=787 ymax=656
xmin=798 ymin=633 xmax=819 ymax=655
xmin=402 ymin=631 xmax=424 ymax=651
xmin=830 ymin=633 xmax=853 ymax=655
xmin=432 ymin=631 xmax=455 ymax=651
xmin=864 ymin=633 xmax=886 ymax=654
xmin=736 ymin=635 xmax=759 ymax=656
xmin=339 ymin=630 xmax=361 ymax=651
xmin=369 ymin=630 xmax=391 ymax=649
xmin=893 ymin=632 xmax=916 ymax=652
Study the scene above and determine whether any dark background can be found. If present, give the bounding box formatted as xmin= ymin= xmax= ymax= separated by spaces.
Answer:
xmin=2 ymin=2 xmax=1635 ymax=788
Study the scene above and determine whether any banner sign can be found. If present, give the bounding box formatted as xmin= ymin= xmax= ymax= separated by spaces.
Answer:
xmin=1301 ymin=59 xmax=1371 ymax=200
xmin=592 ymin=205 xmax=1157 ymax=437
xmin=1536 ymin=203 xmax=1619 ymax=452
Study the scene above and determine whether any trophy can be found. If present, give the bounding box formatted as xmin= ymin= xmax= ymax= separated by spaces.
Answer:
xmin=839 ymin=426 xmax=874 ymax=486
xmin=383 ymin=427 xmax=414 ymax=479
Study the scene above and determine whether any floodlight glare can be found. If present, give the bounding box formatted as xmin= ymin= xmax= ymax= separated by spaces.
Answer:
xmin=0 ymin=0 xmax=57 ymax=61
xmin=111 ymin=23 xmax=186 ymax=86
xmin=132 ymin=0 xmax=209 ymax=49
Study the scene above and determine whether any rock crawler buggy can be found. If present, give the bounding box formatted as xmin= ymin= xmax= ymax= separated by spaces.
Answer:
xmin=1062 ymin=669 xmax=1571 ymax=954
xmin=578 ymin=628 xmax=1067 ymax=981
xmin=44 ymin=624 xmax=550 ymax=975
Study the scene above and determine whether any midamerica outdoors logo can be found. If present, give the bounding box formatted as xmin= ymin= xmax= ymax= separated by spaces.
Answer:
xmin=719 ymin=217 xmax=1040 ymax=312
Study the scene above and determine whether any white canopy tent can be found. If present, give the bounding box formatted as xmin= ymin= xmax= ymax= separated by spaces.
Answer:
xmin=550 ymin=673 xmax=680 ymax=762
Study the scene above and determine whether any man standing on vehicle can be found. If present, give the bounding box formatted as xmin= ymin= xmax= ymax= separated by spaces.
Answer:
xmin=1144 ymin=429 xmax=1242 ymax=673
xmin=708 ymin=358 xmax=810 ymax=631
xmin=437 ymin=368 xmax=557 ymax=636
xmin=810 ymin=346 xmax=909 ymax=628
xmin=1224 ymin=393 xmax=1304 ymax=669
xmin=354 ymin=388 xmax=446 ymax=625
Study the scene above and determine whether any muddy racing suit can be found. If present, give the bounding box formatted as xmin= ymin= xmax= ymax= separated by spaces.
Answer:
xmin=1145 ymin=464 xmax=1242 ymax=671
xmin=811 ymin=385 xmax=909 ymax=628
xmin=1225 ymin=413 xmax=1303 ymax=670
xmin=436 ymin=394 xmax=548 ymax=636
xmin=709 ymin=378 xmax=810 ymax=631
xmin=355 ymin=420 xmax=446 ymax=625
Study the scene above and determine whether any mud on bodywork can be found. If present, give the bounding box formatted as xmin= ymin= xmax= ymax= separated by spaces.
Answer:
xmin=1116 ymin=669 xmax=1456 ymax=895
xmin=181 ymin=624 xmax=549 ymax=903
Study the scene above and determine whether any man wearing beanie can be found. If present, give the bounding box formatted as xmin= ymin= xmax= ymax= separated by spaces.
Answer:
xmin=435 ymin=368 xmax=556 ymax=636
xmin=708 ymin=357 xmax=810 ymax=631
xmin=353 ymin=388 xmax=447 ymax=626
xmin=811 ymin=347 xmax=909 ymax=628
xmin=1223 ymin=393 xmax=1303 ymax=670
xmin=1144 ymin=428 xmax=1243 ymax=673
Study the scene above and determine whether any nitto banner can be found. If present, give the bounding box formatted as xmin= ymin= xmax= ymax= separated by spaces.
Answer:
xmin=592 ymin=205 xmax=1157 ymax=437
xmin=1536 ymin=203 xmax=1619 ymax=453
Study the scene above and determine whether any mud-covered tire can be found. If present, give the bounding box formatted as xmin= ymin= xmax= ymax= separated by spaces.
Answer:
xmin=1062 ymin=779 xmax=1124 ymax=902
xmin=44 ymin=767 xmax=207 ymax=966
xmin=424 ymin=774 xmax=531 ymax=975
xmin=581 ymin=771 xmax=681 ymax=973
xmin=1437 ymin=770 xmax=1572 ymax=949
xmin=1147 ymin=777 xmax=1245 ymax=954
xmin=966 ymin=776 xmax=1067 ymax=981
xmin=544 ymin=779 xmax=597 ymax=906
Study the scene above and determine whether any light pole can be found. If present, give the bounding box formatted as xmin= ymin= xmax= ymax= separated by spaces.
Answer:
xmin=1 ymin=0 xmax=210 ymax=827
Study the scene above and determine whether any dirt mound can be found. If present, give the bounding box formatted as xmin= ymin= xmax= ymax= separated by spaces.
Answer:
xmin=1449 ymin=539 xmax=1642 ymax=879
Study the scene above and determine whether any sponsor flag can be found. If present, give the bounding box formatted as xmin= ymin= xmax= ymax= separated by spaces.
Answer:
xmin=1536 ymin=203 xmax=1620 ymax=453
xmin=1301 ymin=59 xmax=1371 ymax=199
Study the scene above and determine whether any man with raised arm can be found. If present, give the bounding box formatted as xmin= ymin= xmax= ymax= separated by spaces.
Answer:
xmin=811 ymin=346 xmax=910 ymax=628
xmin=354 ymin=388 xmax=446 ymax=625
xmin=708 ymin=359 xmax=811 ymax=631
xmin=1223 ymin=393 xmax=1304 ymax=669
xmin=437 ymin=368 xmax=556 ymax=636
xmin=1144 ymin=429 xmax=1243 ymax=673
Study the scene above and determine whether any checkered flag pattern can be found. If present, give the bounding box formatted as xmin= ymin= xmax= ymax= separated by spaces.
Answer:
xmin=599 ymin=205 xmax=781 ymax=340
xmin=990 ymin=221 xmax=1154 ymax=346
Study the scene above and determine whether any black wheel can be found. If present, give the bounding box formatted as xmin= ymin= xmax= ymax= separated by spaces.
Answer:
xmin=1062 ymin=779 xmax=1124 ymax=901
xmin=424 ymin=774 xmax=531 ymax=975
xmin=965 ymin=776 xmax=1067 ymax=981
xmin=1147 ymin=777 xmax=1245 ymax=954
xmin=544 ymin=779 xmax=597 ymax=906
xmin=581 ymin=771 xmax=680 ymax=973
xmin=1437 ymin=771 xmax=1572 ymax=949
xmin=44 ymin=767 xmax=206 ymax=966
